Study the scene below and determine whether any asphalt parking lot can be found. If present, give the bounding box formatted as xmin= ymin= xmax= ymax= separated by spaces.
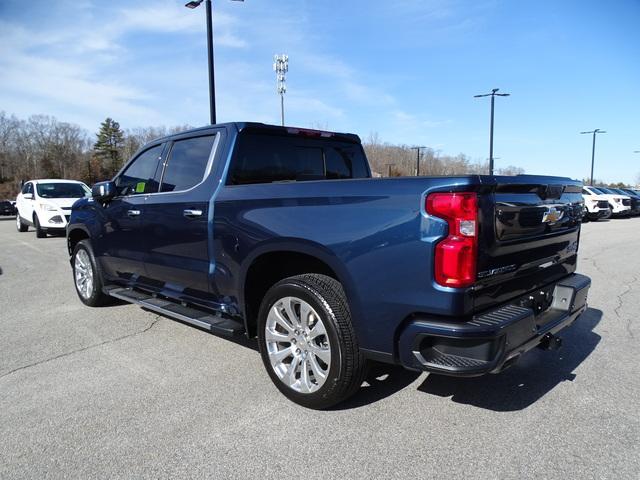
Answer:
xmin=0 ymin=216 xmax=638 ymax=479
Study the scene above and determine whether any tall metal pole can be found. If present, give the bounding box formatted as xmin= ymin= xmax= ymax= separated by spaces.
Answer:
xmin=590 ymin=131 xmax=596 ymax=186
xmin=580 ymin=129 xmax=606 ymax=186
xmin=280 ymin=94 xmax=284 ymax=127
xmin=205 ymin=0 xmax=216 ymax=124
xmin=411 ymin=146 xmax=426 ymax=176
xmin=474 ymin=88 xmax=510 ymax=175
xmin=489 ymin=94 xmax=495 ymax=175
xmin=186 ymin=0 xmax=244 ymax=124
xmin=386 ymin=164 xmax=395 ymax=177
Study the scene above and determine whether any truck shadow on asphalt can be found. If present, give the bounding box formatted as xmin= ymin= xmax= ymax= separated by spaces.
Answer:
xmin=335 ymin=307 xmax=602 ymax=411
xmin=416 ymin=307 xmax=603 ymax=411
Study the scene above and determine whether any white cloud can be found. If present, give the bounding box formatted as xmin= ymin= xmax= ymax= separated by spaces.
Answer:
xmin=0 ymin=0 xmax=436 ymax=135
xmin=0 ymin=0 xmax=247 ymax=130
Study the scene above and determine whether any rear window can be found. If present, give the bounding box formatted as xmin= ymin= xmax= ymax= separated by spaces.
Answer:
xmin=227 ymin=132 xmax=369 ymax=185
xmin=36 ymin=183 xmax=90 ymax=199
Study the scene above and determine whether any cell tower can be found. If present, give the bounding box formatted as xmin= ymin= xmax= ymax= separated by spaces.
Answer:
xmin=273 ymin=54 xmax=289 ymax=126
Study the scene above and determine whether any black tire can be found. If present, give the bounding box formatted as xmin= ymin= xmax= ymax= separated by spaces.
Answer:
xmin=34 ymin=214 xmax=46 ymax=238
xmin=16 ymin=214 xmax=28 ymax=232
xmin=257 ymin=273 xmax=366 ymax=409
xmin=72 ymin=239 xmax=110 ymax=307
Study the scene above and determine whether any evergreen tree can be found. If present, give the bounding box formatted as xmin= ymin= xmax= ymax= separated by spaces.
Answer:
xmin=93 ymin=118 xmax=124 ymax=177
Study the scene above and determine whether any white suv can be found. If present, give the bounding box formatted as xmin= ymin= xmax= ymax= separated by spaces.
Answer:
xmin=583 ymin=185 xmax=631 ymax=217
xmin=581 ymin=187 xmax=611 ymax=221
xmin=16 ymin=179 xmax=91 ymax=238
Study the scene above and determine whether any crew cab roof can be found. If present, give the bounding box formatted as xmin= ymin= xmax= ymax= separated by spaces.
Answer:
xmin=148 ymin=122 xmax=361 ymax=145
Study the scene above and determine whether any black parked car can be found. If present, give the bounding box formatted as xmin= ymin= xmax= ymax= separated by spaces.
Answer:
xmin=0 ymin=200 xmax=17 ymax=216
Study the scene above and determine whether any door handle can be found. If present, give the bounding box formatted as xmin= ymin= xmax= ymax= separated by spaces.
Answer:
xmin=127 ymin=209 xmax=141 ymax=217
xmin=183 ymin=209 xmax=203 ymax=218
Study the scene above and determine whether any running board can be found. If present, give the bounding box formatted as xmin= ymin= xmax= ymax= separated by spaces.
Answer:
xmin=105 ymin=286 xmax=244 ymax=337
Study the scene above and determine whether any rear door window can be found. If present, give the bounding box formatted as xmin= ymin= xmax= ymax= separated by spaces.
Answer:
xmin=116 ymin=144 xmax=164 ymax=195
xmin=160 ymin=135 xmax=216 ymax=193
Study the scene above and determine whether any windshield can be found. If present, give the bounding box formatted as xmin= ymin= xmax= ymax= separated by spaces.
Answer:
xmin=36 ymin=182 xmax=90 ymax=199
xmin=589 ymin=187 xmax=604 ymax=195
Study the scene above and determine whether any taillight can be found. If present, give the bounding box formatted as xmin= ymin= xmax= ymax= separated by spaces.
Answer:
xmin=426 ymin=192 xmax=478 ymax=288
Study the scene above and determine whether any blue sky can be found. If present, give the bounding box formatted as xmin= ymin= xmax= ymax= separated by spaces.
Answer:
xmin=1 ymin=0 xmax=638 ymax=183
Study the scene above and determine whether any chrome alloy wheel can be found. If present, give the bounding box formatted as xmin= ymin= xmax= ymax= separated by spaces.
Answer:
xmin=265 ymin=296 xmax=331 ymax=393
xmin=74 ymin=249 xmax=94 ymax=299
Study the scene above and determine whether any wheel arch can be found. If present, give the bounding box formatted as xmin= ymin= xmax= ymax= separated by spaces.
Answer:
xmin=240 ymin=240 xmax=357 ymax=338
xmin=67 ymin=226 xmax=91 ymax=256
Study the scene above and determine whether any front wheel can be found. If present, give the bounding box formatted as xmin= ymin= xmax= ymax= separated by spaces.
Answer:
xmin=257 ymin=274 xmax=365 ymax=409
xmin=72 ymin=240 xmax=110 ymax=307
xmin=16 ymin=214 xmax=28 ymax=232
xmin=34 ymin=215 xmax=46 ymax=238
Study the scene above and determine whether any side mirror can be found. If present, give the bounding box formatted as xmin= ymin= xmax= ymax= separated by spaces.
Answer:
xmin=23 ymin=193 xmax=34 ymax=200
xmin=92 ymin=181 xmax=116 ymax=202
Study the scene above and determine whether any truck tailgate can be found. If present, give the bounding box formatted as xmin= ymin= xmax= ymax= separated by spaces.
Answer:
xmin=473 ymin=176 xmax=584 ymax=312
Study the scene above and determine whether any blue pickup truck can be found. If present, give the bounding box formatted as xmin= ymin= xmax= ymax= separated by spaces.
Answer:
xmin=67 ymin=122 xmax=591 ymax=408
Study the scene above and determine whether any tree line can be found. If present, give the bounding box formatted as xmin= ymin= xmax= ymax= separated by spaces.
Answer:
xmin=0 ymin=112 xmax=190 ymax=198
xmin=1 ymin=110 xmax=636 ymax=199
xmin=362 ymin=132 xmax=525 ymax=177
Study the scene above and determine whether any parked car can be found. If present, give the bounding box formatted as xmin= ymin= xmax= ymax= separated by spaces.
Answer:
xmin=613 ymin=188 xmax=640 ymax=215
xmin=583 ymin=186 xmax=631 ymax=217
xmin=16 ymin=179 xmax=91 ymax=237
xmin=0 ymin=200 xmax=17 ymax=216
xmin=581 ymin=187 xmax=611 ymax=221
xmin=66 ymin=123 xmax=591 ymax=408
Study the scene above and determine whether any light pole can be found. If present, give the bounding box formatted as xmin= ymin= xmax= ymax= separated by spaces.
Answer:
xmin=580 ymin=129 xmax=606 ymax=186
xmin=386 ymin=164 xmax=395 ymax=177
xmin=273 ymin=54 xmax=289 ymax=126
xmin=410 ymin=146 xmax=426 ymax=176
xmin=185 ymin=0 xmax=244 ymax=125
xmin=474 ymin=88 xmax=510 ymax=175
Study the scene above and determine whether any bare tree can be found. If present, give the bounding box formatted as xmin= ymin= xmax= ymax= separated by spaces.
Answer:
xmin=495 ymin=165 xmax=525 ymax=176
xmin=122 ymin=125 xmax=193 ymax=162
xmin=363 ymin=132 xmax=490 ymax=177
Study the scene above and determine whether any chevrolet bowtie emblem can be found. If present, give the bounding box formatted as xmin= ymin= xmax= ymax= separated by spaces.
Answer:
xmin=542 ymin=207 xmax=563 ymax=224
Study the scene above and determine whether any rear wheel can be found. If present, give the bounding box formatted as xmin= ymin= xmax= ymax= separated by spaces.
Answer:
xmin=16 ymin=214 xmax=28 ymax=232
xmin=257 ymin=274 xmax=365 ymax=409
xmin=72 ymin=240 xmax=110 ymax=307
xmin=34 ymin=215 xmax=46 ymax=238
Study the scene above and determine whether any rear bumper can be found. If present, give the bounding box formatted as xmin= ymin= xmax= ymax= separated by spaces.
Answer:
xmin=397 ymin=273 xmax=591 ymax=376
